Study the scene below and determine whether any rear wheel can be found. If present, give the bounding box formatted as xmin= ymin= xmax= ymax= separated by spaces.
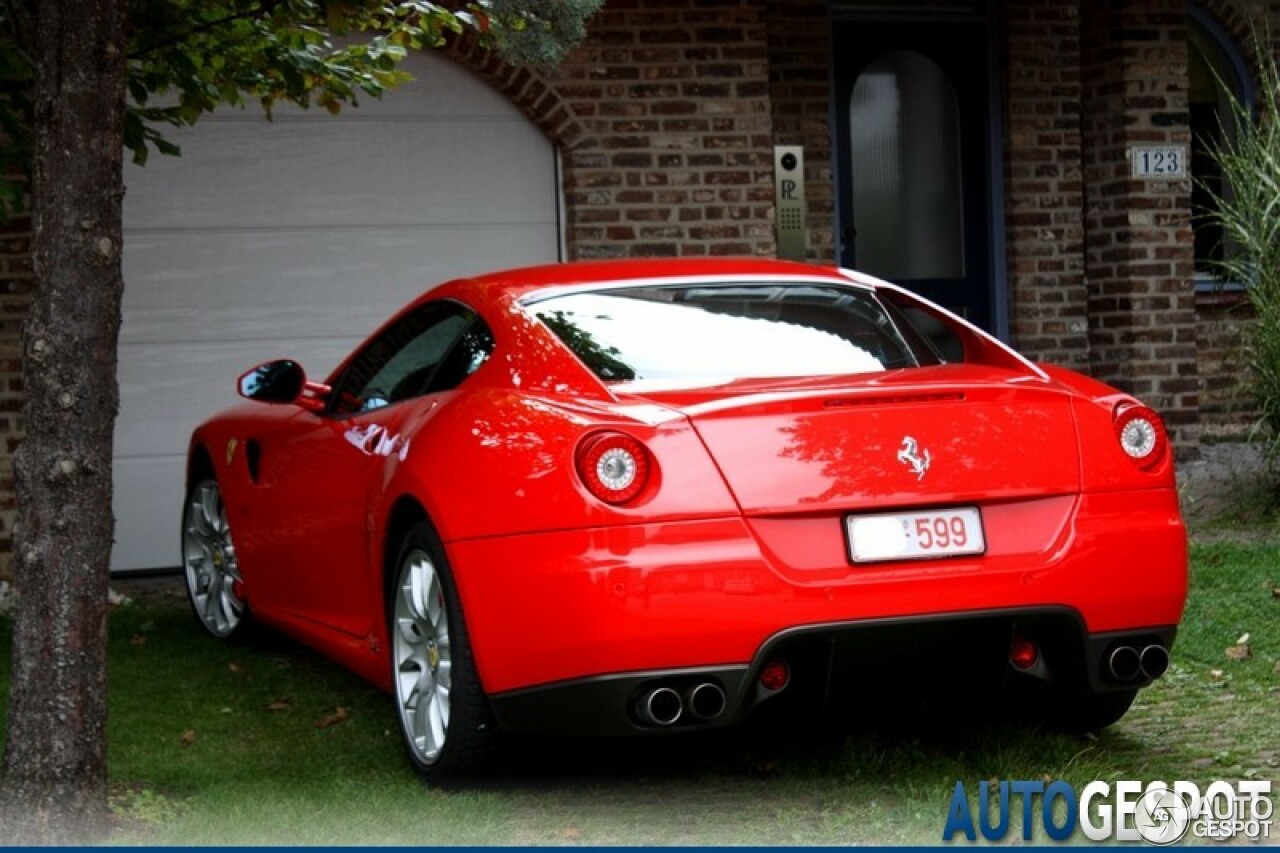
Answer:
xmin=182 ymin=477 xmax=250 ymax=639
xmin=390 ymin=521 xmax=498 ymax=780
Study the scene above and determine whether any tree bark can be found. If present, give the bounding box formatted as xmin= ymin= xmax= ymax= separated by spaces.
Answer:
xmin=0 ymin=0 xmax=127 ymax=843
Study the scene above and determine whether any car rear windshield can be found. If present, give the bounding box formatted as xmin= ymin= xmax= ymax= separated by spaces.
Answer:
xmin=529 ymin=283 xmax=930 ymax=387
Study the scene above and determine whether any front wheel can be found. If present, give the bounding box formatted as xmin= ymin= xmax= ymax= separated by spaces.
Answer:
xmin=390 ymin=521 xmax=498 ymax=780
xmin=181 ymin=477 xmax=251 ymax=639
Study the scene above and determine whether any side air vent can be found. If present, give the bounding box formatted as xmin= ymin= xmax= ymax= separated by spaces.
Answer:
xmin=246 ymin=440 xmax=262 ymax=484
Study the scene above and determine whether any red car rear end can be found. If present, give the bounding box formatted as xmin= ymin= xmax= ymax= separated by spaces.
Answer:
xmin=450 ymin=268 xmax=1186 ymax=737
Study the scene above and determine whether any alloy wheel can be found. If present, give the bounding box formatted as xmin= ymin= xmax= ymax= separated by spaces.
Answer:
xmin=182 ymin=479 xmax=245 ymax=637
xmin=393 ymin=548 xmax=453 ymax=765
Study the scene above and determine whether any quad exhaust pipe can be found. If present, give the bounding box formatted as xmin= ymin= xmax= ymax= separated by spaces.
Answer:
xmin=636 ymin=687 xmax=683 ymax=726
xmin=1139 ymin=644 xmax=1169 ymax=680
xmin=1107 ymin=645 xmax=1141 ymax=682
xmin=635 ymin=682 xmax=726 ymax=727
xmin=1106 ymin=643 xmax=1170 ymax=683
xmin=685 ymin=682 xmax=727 ymax=720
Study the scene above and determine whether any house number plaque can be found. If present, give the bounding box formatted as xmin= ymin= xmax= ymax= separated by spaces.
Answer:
xmin=1130 ymin=146 xmax=1187 ymax=179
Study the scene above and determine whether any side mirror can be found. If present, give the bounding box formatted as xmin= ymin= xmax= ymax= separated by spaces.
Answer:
xmin=237 ymin=360 xmax=307 ymax=404
xmin=238 ymin=360 xmax=332 ymax=411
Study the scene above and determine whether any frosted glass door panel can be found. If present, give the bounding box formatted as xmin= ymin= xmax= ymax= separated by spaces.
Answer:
xmin=849 ymin=51 xmax=965 ymax=280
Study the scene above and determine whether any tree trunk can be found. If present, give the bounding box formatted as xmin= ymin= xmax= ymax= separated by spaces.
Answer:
xmin=0 ymin=0 xmax=127 ymax=843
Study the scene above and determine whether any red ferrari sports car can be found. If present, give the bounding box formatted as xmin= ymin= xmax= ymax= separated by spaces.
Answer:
xmin=183 ymin=259 xmax=1187 ymax=779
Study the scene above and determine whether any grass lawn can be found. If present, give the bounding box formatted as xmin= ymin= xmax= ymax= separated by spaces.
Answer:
xmin=0 ymin=536 xmax=1276 ymax=845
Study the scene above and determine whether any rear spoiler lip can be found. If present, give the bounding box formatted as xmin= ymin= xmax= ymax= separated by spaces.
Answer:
xmin=836 ymin=267 xmax=1051 ymax=383
xmin=631 ymin=366 xmax=1059 ymax=420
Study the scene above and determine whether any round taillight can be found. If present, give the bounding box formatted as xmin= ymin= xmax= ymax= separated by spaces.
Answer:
xmin=576 ymin=432 xmax=650 ymax=505
xmin=1114 ymin=405 xmax=1167 ymax=469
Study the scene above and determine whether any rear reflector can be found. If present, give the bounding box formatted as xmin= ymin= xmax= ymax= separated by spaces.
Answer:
xmin=1009 ymin=635 xmax=1039 ymax=670
xmin=759 ymin=659 xmax=790 ymax=692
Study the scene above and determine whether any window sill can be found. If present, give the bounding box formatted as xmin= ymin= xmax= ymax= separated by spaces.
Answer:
xmin=1194 ymin=276 xmax=1248 ymax=308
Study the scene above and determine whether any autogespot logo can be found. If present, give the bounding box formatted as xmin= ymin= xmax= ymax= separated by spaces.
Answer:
xmin=942 ymin=779 xmax=1274 ymax=844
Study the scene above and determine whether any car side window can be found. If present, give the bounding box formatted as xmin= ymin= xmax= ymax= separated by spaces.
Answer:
xmin=329 ymin=301 xmax=493 ymax=415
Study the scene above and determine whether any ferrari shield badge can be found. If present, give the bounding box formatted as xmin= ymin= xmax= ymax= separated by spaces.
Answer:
xmin=225 ymin=438 xmax=238 ymax=467
xmin=897 ymin=436 xmax=930 ymax=481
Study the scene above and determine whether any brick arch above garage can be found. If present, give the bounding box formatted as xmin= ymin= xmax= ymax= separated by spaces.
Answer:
xmin=445 ymin=0 xmax=780 ymax=262
xmin=442 ymin=35 xmax=591 ymax=152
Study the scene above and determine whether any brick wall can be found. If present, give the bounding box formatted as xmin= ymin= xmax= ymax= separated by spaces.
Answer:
xmin=765 ymin=0 xmax=834 ymax=263
xmin=1081 ymin=0 xmax=1200 ymax=453
xmin=1196 ymin=294 xmax=1258 ymax=439
xmin=1002 ymin=0 xmax=1089 ymax=370
xmin=450 ymin=0 xmax=778 ymax=261
xmin=548 ymin=0 xmax=776 ymax=260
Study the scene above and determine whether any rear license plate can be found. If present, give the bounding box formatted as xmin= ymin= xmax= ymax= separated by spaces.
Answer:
xmin=846 ymin=507 xmax=986 ymax=564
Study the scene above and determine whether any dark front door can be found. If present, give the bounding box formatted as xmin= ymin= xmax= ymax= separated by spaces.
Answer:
xmin=834 ymin=19 xmax=999 ymax=332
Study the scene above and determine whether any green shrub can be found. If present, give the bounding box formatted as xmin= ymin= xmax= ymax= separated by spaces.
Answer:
xmin=1201 ymin=36 xmax=1280 ymax=458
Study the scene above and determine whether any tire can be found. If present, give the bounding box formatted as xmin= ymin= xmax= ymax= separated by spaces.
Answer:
xmin=389 ymin=521 xmax=499 ymax=780
xmin=181 ymin=476 xmax=252 ymax=639
xmin=1045 ymin=689 xmax=1137 ymax=733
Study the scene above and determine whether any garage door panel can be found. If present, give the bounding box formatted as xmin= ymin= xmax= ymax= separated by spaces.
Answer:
xmin=124 ymin=117 xmax=553 ymax=231
xmin=121 ymin=224 xmax=555 ymax=345
xmin=117 ymin=51 xmax=557 ymax=570
xmin=116 ymin=338 xmax=358 ymax=461
xmin=112 ymin=457 xmax=184 ymax=573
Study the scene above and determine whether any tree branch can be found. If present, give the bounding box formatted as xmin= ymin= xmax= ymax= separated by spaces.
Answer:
xmin=128 ymin=0 xmax=284 ymax=59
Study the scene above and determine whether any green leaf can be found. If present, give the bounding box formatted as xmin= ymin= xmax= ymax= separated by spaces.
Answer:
xmin=102 ymin=0 xmax=599 ymax=177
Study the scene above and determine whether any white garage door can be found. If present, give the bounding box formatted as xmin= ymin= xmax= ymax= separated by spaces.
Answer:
xmin=116 ymin=51 xmax=560 ymax=571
